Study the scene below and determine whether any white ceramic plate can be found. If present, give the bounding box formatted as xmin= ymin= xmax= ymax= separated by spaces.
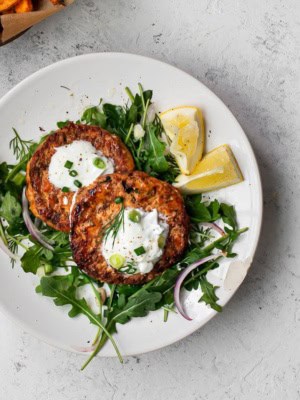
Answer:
xmin=0 ymin=53 xmax=262 ymax=357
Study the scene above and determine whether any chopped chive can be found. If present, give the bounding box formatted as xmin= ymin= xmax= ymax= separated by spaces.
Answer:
xmin=115 ymin=196 xmax=123 ymax=204
xmin=74 ymin=180 xmax=82 ymax=188
xmin=128 ymin=209 xmax=141 ymax=223
xmin=69 ymin=170 xmax=78 ymax=177
xmin=93 ymin=157 xmax=106 ymax=169
xmin=134 ymin=246 xmax=146 ymax=256
xmin=64 ymin=160 xmax=73 ymax=169
xmin=62 ymin=186 xmax=70 ymax=192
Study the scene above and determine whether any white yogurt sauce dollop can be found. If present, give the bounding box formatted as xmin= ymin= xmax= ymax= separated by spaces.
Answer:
xmin=48 ymin=140 xmax=114 ymax=192
xmin=102 ymin=208 xmax=169 ymax=274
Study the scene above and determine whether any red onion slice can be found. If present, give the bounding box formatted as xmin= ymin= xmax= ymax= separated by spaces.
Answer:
xmin=22 ymin=188 xmax=54 ymax=251
xmin=201 ymin=222 xmax=225 ymax=236
xmin=174 ymin=254 xmax=221 ymax=321
xmin=0 ymin=237 xmax=20 ymax=262
xmin=72 ymin=344 xmax=97 ymax=353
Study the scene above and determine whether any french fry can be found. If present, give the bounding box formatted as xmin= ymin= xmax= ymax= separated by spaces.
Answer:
xmin=14 ymin=0 xmax=33 ymax=12
xmin=0 ymin=0 xmax=19 ymax=12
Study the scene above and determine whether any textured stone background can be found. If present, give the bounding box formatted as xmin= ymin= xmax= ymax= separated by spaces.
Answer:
xmin=0 ymin=1 xmax=299 ymax=399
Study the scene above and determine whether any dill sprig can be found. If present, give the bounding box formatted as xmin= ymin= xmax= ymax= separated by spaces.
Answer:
xmin=9 ymin=128 xmax=33 ymax=161
xmin=189 ymin=224 xmax=213 ymax=248
xmin=102 ymin=198 xmax=125 ymax=245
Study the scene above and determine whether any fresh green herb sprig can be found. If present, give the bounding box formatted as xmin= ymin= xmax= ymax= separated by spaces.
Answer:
xmin=5 ymin=129 xmax=41 ymax=184
xmin=9 ymin=128 xmax=33 ymax=161
xmin=102 ymin=197 xmax=125 ymax=245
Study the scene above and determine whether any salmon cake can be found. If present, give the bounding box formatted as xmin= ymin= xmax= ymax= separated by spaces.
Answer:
xmin=26 ymin=123 xmax=135 ymax=232
xmin=70 ymin=171 xmax=189 ymax=285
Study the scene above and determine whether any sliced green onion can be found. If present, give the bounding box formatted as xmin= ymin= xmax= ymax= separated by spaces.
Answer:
xmin=115 ymin=196 xmax=123 ymax=204
xmin=93 ymin=157 xmax=106 ymax=169
xmin=62 ymin=186 xmax=70 ymax=193
xmin=69 ymin=170 xmax=78 ymax=177
xmin=109 ymin=254 xmax=125 ymax=269
xmin=74 ymin=180 xmax=82 ymax=188
xmin=134 ymin=246 xmax=146 ymax=256
xmin=120 ymin=265 xmax=137 ymax=274
xmin=158 ymin=234 xmax=166 ymax=249
xmin=128 ymin=210 xmax=141 ymax=223
xmin=64 ymin=160 xmax=73 ymax=169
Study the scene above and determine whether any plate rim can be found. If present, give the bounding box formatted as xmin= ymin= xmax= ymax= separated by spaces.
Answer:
xmin=0 ymin=52 xmax=263 ymax=357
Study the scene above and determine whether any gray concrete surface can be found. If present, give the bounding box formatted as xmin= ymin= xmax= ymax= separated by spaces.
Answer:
xmin=0 ymin=1 xmax=299 ymax=399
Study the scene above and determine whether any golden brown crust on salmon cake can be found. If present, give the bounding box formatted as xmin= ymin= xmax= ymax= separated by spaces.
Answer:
xmin=26 ymin=123 xmax=135 ymax=232
xmin=70 ymin=171 xmax=189 ymax=285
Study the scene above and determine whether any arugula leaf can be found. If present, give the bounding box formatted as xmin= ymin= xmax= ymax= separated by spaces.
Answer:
xmin=81 ymin=106 xmax=106 ymax=127
xmin=38 ymin=275 xmax=95 ymax=319
xmin=57 ymin=121 xmax=69 ymax=129
xmin=208 ymin=199 xmax=221 ymax=220
xmin=0 ymin=192 xmax=22 ymax=225
xmin=199 ymin=276 xmax=222 ymax=312
xmin=128 ymin=104 xmax=138 ymax=124
xmin=220 ymin=203 xmax=237 ymax=230
xmin=145 ymin=124 xmax=169 ymax=173
xmin=185 ymin=195 xmax=212 ymax=222
xmin=102 ymin=104 xmax=126 ymax=130
xmin=148 ymin=268 xmax=179 ymax=293
xmin=21 ymin=244 xmax=53 ymax=274
xmin=183 ymin=258 xmax=219 ymax=291
xmin=84 ymin=288 xmax=162 ymax=368
xmin=112 ymin=290 xmax=162 ymax=324
xmin=185 ymin=196 xmax=225 ymax=224
xmin=37 ymin=275 xmax=123 ymax=362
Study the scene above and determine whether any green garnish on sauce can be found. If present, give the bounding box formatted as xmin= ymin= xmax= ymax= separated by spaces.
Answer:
xmin=74 ymin=180 xmax=82 ymax=188
xmin=128 ymin=209 xmax=141 ymax=223
xmin=109 ymin=254 xmax=125 ymax=269
xmin=69 ymin=170 xmax=78 ymax=177
xmin=93 ymin=157 xmax=106 ymax=169
xmin=134 ymin=246 xmax=146 ymax=256
xmin=62 ymin=186 xmax=70 ymax=193
xmin=64 ymin=160 xmax=73 ymax=169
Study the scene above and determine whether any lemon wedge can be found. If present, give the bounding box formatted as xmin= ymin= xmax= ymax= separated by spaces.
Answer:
xmin=174 ymin=144 xmax=243 ymax=193
xmin=160 ymin=106 xmax=205 ymax=175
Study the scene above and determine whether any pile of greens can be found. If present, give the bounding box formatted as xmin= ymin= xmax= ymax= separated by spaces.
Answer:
xmin=0 ymin=85 xmax=247 ymax=369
